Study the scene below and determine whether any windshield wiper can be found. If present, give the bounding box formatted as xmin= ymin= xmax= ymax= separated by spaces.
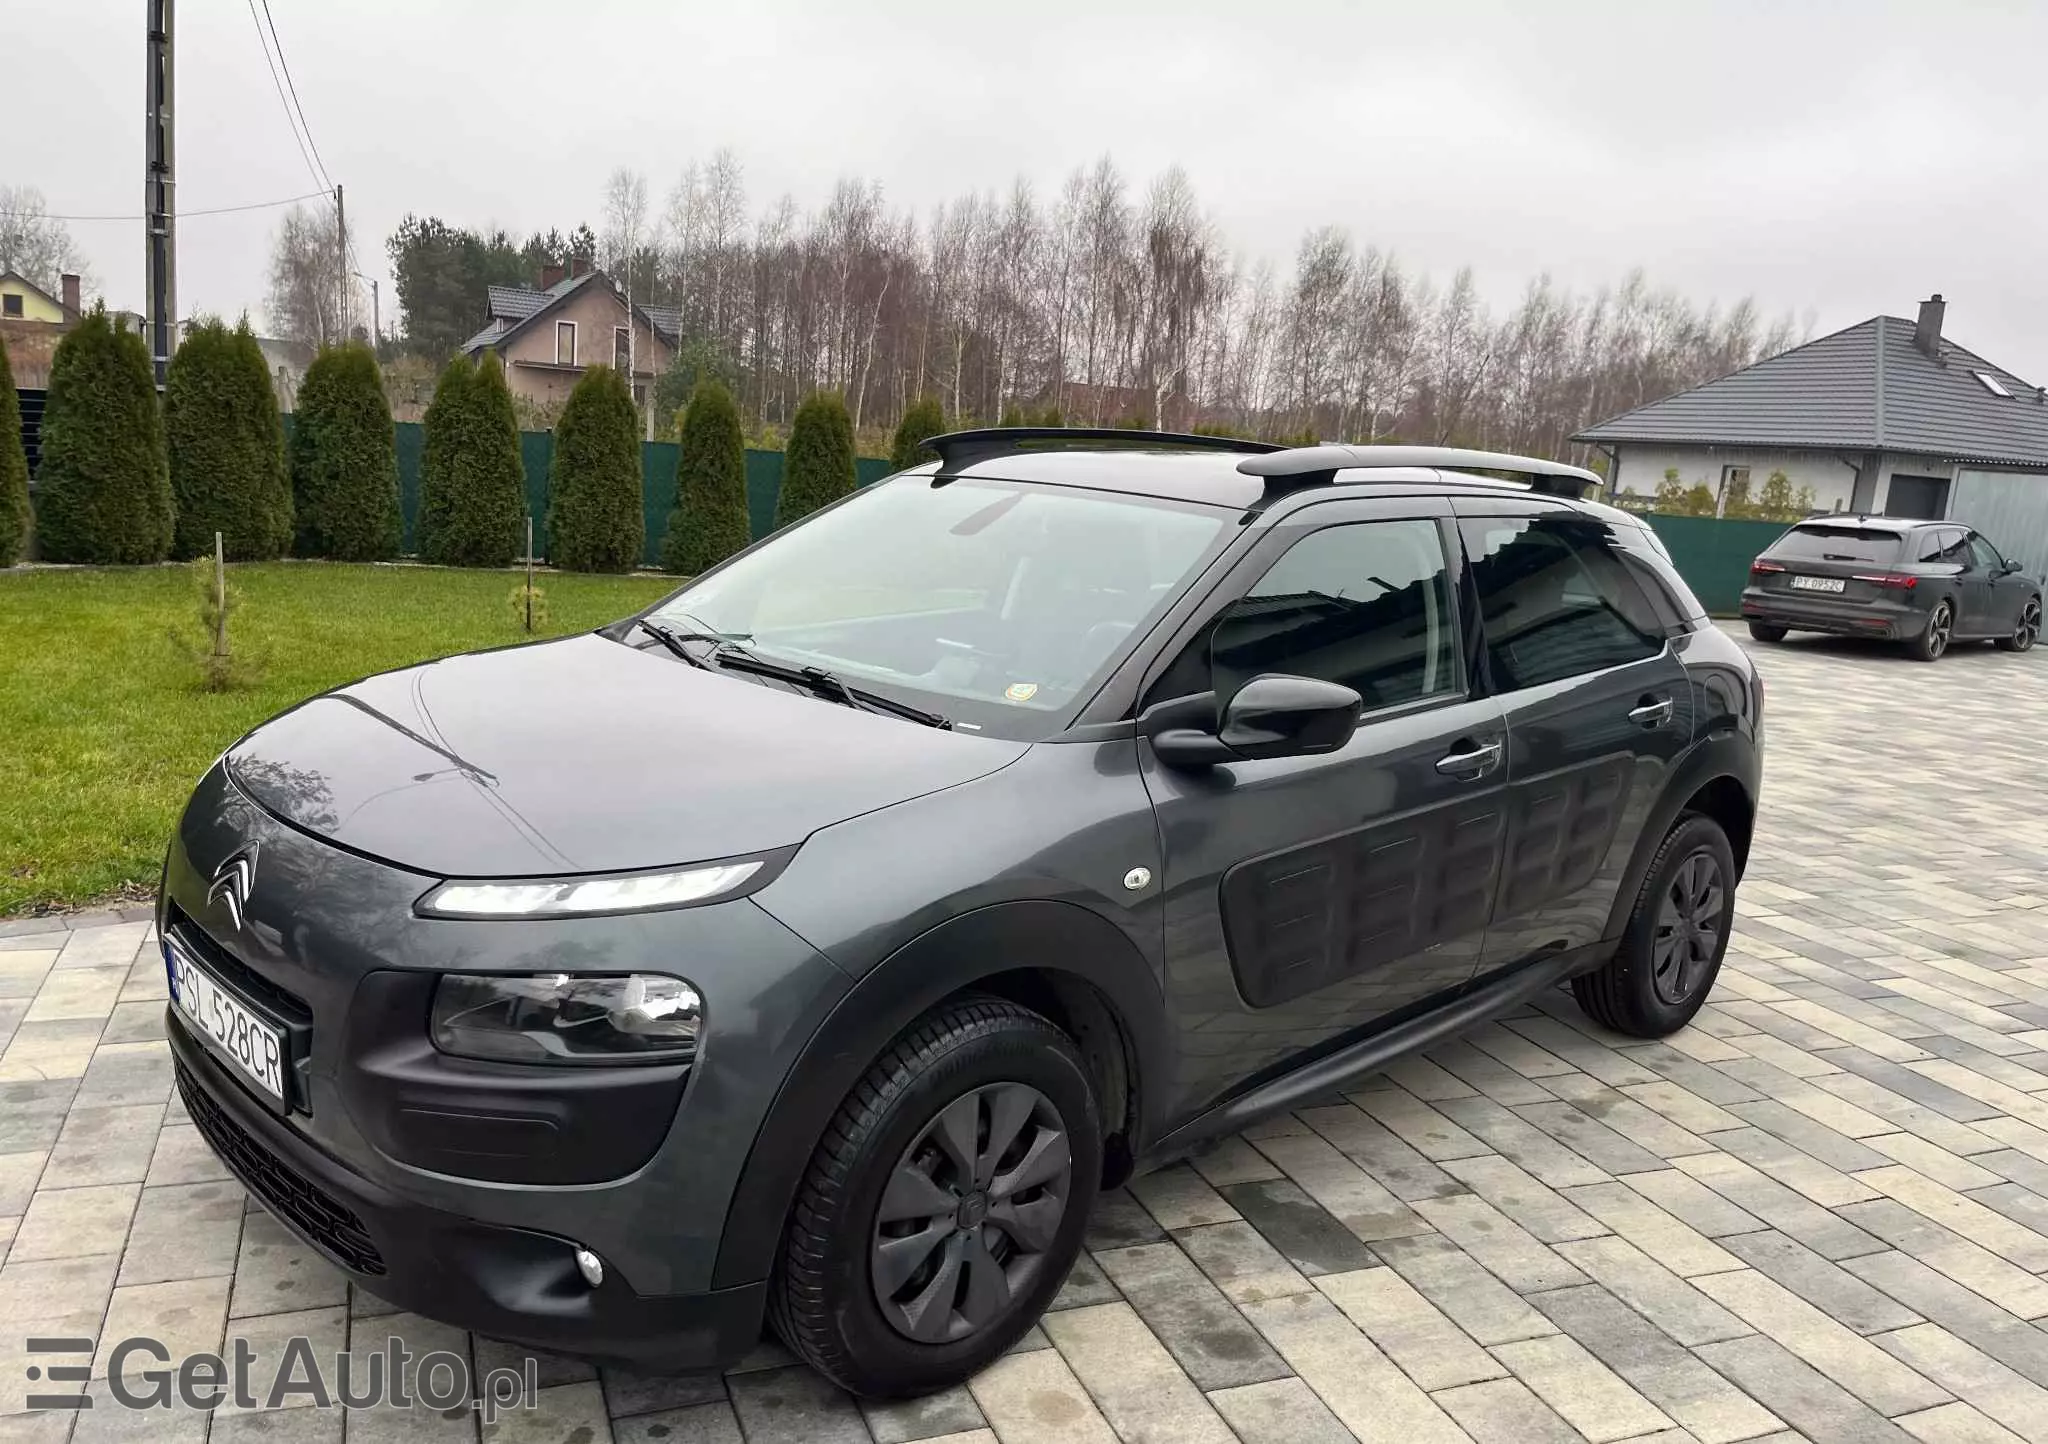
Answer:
xmin=710 ymin=649 xmax=953 ymax=729
xmin=635 ymin=618 xmax=720 ymax=668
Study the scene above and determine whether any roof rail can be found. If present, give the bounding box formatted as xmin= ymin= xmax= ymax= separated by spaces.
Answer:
xmin=1237 ymin=444 xmax=1604 ymax=499
xmin=924 ymin=427 xmax=1282 ymax=479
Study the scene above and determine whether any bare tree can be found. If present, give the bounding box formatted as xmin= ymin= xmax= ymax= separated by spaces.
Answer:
xmin=537 ymin=148 xmax=1799 ymax=454
xmin=0 ymin=186 xmax=96 ymax=298
xmin=603 ymin=167 xmax=651 ymax=417
xmin=266 ymin=203 xmax=348 ymax=347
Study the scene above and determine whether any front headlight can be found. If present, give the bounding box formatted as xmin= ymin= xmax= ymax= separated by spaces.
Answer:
xmin=415 ymin=860 xmax=763 ymax=919
xmin=431 ymin=973 xmax=702 ymax=1066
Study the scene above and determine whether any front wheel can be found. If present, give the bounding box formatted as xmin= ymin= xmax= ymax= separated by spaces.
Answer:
xmin=1572 ymin=813 xmax=1737 ymax=1037
xmin=1909 ymin=600 xmax=1954 ymax=661
xmin=1747 ymin=621 xmax=1788 ymax=643
xmin=768 ymin=998 xmax=1101 ymax=1398
xmin=1996 ymin=595 xmax=2041 ymax=653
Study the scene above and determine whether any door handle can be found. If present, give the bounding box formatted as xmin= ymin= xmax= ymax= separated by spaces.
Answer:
xmin=1435 ymin=740 xmax=1502 ymax=779
xmin=1629 ymin=697 xmax=1675 ymax=728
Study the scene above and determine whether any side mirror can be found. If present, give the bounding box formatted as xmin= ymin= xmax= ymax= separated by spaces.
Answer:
xmin=1151 ymin=674 xmax=1362 ymax=769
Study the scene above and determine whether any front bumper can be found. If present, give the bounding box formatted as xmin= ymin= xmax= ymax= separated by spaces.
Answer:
xmin=160 ymin=758 xmax=856 ymax=1367
xmin=171 ymin=1014 xmax=767 ymax=1367
xmin=1739 ymin=587 xmax=1926 ymax=640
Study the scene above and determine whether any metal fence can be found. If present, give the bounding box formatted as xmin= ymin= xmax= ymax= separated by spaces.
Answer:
xmin=382 ymin=420 xmax=893 ymax=565
xmin=1641 ymin=513 xmax=1794 ymax=615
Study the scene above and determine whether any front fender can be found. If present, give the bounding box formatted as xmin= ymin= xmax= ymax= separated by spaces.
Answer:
xmin=709 ymin=897 xmax=1173 ymax=1290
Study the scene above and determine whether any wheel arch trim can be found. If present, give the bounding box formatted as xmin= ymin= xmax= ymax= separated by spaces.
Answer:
xmin=1597 ymin=732 xmax=1759 ymax=949
xmin=709 ymin=898 xmax=1171 ymax=1290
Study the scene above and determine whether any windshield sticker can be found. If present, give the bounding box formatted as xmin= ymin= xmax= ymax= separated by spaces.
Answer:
xmin=1004 ymin=682 xmax=1040 ymax=703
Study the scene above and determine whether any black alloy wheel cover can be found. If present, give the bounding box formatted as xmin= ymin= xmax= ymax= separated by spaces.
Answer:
xmin=870 ymin=1081 xmax=1073 ymax=1344
xmin=2016 ymin=598 xmax=2041 ymax=652
xmin=1651 ymin=848 xmax=1727 ymax=1006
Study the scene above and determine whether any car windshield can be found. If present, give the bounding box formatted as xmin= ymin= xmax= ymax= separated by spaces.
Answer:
xmin=642 ymin=476 xmax=1231 ymax=736
xmin=1770 ymin=525 xmax=1902 ymax=564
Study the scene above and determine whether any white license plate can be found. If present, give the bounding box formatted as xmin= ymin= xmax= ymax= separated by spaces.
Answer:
xmin=1790 ymin=575 xmax=1846 ymax=593
xmin=167 ymin=941 xmax=288 ymax=1106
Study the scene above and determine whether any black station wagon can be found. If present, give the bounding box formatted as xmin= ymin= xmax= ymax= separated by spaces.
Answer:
xmin=1742 ymin=514 xmax=2041 ymax=659
xmin=161 ymin=429 xmax=1764 ymax=1397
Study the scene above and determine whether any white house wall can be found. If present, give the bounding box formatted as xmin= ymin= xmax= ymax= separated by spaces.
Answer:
xmin=1610 ymin=446 xmax=1860 ymax=511
xmin=1609 ymin=446 xmax=1971 ymax=517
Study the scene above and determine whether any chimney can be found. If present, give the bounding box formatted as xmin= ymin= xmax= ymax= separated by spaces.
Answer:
xmin=569 ymin=255 xmax=590 ymax=279
xmin=1914 ymin=293 xmax=1946 ymax=359
xmin=540 ymin=262 xmax=566 ymax=290
xmin=60 ymin=273 xmax=80 ymax=317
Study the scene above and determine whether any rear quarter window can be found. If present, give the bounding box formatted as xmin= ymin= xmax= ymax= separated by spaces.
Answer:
xmin=1769 ymin=526 xmax=1902 ymax=565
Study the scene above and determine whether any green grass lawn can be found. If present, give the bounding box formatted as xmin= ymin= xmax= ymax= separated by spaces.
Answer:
xmin=0 ymin=563 xmax=676 ymax=917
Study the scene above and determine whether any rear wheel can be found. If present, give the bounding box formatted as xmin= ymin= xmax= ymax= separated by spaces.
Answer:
xmin=1909 ymin=600 xmax=1953 ymax=662
xmin=1746 ymin=621 xmax=1788 ymax=643
xmin=1996 ymin=595 xmax=2041 ymax=653
xmin=768 ymin=998 xmax=1100 ymax=1398
xmin=1572 ymin=813 xmax=1736 ymax=1038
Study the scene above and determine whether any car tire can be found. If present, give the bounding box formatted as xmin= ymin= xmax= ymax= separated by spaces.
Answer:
xmin=1571 ymin=813 xmax=1736 ymax=1038
xmin=1995 ymin=595 xmax=2041 ymax=653
xmin=1909 ymin=600 xmax=1953 ymax=662
xmin=767 ymin=997 xmax=1101 ymax=1398
xmin=1746 ymin=622 xmax=1788 ymax=643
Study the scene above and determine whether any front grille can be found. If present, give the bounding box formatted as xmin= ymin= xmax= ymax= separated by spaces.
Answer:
xmin=177 ymin=1061 xmax=386 ymax=1275
xmin=168 ymin=905 xmax=313 ymax=1025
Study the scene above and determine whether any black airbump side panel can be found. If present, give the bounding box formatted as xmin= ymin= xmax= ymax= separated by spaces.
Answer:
xmin=1220 ymin=799 xmax=1505 ymax=1009
xmin=1496 ymin=756 xmax=1630 ymax=917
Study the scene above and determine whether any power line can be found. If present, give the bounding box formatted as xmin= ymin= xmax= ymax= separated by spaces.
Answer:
xmin=2 ymin=189 xmax=332 ymax=223
xmin=258 ymin=0 xmax=333 ymax=193
xmin=246 ymin=0 xmax=323 ymax=194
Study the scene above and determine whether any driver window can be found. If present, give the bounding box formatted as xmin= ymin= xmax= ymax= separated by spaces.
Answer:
xmin=1203 ymin=519 xmax=1464 ymax=713
xmin=1967 ymin=534 xmax=2004 ymax=572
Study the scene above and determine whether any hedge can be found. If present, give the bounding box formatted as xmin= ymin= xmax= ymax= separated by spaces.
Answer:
xmin=547 ymin=365 xmax=643 ymax=571
xmin=660 ymin=379 xmax=750 ymax=574
xmin=0 ymin=335 xmax=27 ymax=567
xmin=889 ymin=395 xmax=946 ymax=472
xmin=34 ymin=308 xmax=175 ymax=564
xmin=777 ymin=391 xmax=856 ymax=528
xmin=166 ymin=317 xmax=292 ymax=560
xmin=415 ymin=355 xmax=472 ymax=564
xmin=291 ymin=344 xmax=401 ymax=561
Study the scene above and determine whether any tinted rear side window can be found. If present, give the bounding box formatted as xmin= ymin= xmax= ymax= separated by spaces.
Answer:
xmin=1769 ymin=526 xmax=1901 ymax=564
xmin=1460 ymin=517 xmax=1665 ymax=691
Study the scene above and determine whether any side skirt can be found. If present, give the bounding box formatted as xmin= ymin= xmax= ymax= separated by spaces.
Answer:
xmin=1141 ymin=944 xmax=1601 ymax=1164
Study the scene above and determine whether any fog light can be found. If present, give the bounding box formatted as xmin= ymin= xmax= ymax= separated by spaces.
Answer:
xmin=574 ymin=1248 xmax=604 ymax=1288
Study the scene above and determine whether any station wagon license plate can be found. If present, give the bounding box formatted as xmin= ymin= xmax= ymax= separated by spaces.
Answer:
xmin=1790 ymin=575 xmax=1846 ymax=593
xmin=166 ymin=940 xmax=287 ymax=1106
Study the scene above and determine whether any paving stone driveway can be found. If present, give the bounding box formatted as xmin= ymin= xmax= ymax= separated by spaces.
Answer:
xmin=5 ymin=629 xmax=2048 ymax=1444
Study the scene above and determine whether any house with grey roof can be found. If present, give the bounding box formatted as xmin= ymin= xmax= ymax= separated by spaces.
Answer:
xmin=1575 ymin=295 xmax=2048 ymax=574
xmin=461 ymin=262 xmax=678 ymax=419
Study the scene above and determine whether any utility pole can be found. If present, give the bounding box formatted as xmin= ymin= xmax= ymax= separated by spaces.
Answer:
xmin=333 ymin=183 xmax=348 ymax=342
xmin=144 ymin=0 xmax=176 ymax=388
xmin=353 ymin=272 xmax=379 ymax=350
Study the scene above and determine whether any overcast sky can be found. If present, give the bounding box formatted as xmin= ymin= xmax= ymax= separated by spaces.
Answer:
xmin=10 ymin=0 xmax=2046 ymax=377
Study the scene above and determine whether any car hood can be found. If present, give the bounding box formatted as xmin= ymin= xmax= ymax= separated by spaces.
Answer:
xmin=224 ymin=632 xmax=1027 ymax=877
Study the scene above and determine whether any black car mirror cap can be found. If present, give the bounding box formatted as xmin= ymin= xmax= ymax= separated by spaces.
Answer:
xmin=1152 ymin=674 xmax=1362 ymax=769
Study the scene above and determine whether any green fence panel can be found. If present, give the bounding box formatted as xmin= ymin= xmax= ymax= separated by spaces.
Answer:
xmin=394 ymin=421 xmax=424 ymax=553
xmin=1644 ymin=513 xmax=1795 ymax=615
xmin=519 ymin=430 xmax=552 ymax=555
xmin=641 ymin=440 xmax=680 ymax=566
xmin=743 ymin=449 xmax=783 ymax=545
